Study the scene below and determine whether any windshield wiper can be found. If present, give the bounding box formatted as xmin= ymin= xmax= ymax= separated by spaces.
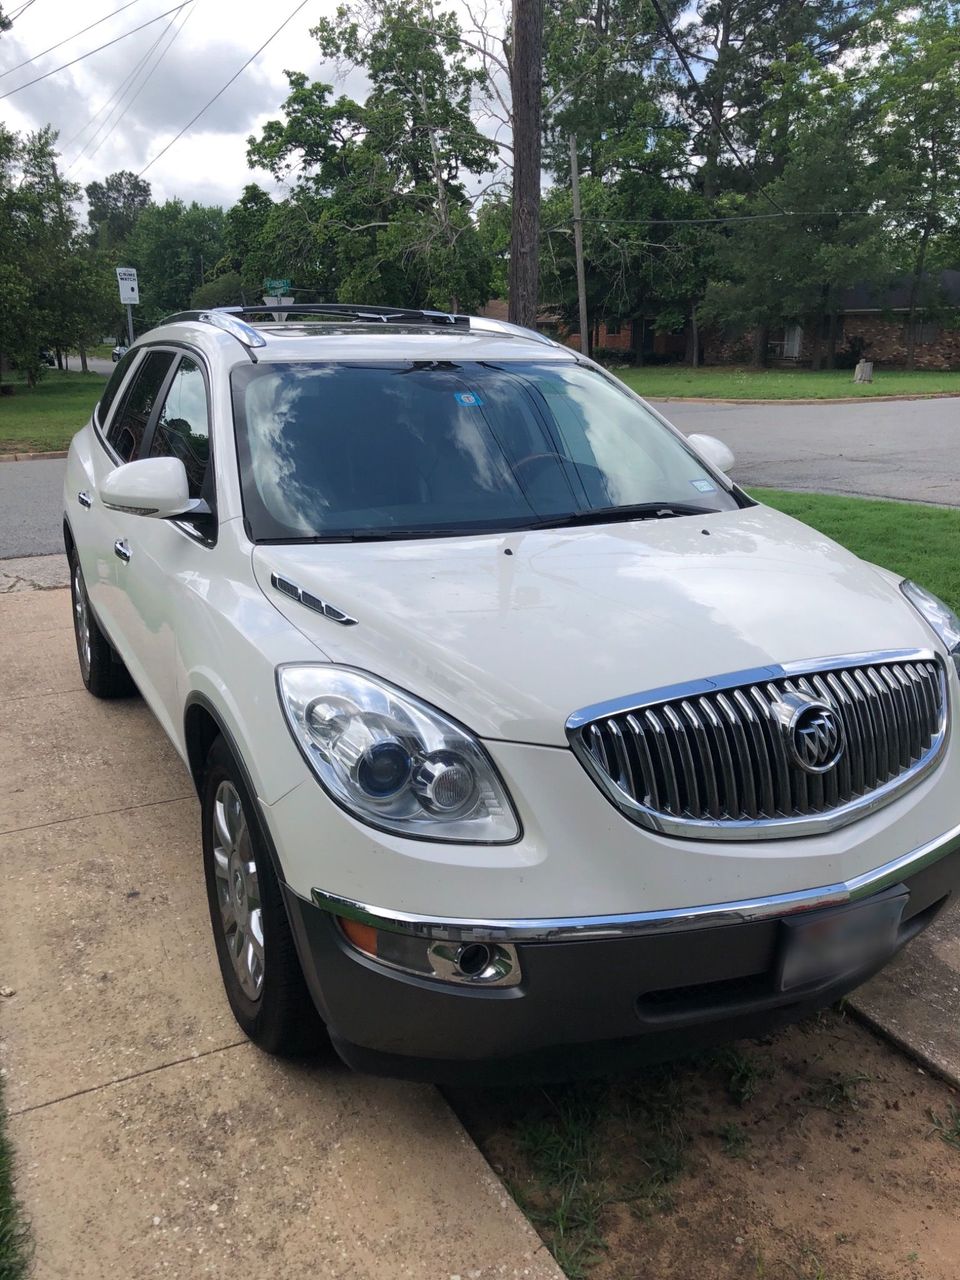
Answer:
xmin=520 ymin=502 xmax=720 ymax=531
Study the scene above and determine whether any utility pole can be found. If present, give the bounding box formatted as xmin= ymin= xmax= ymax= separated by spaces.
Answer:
xmin=568 ymin=134 xmax=589 ymax=360
xmin=508 ymin=0 xmax=543 ymax=329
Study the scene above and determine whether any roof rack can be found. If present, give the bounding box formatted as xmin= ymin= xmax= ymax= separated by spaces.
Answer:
xmin=160 ymin=303 xmax=557 ymax=358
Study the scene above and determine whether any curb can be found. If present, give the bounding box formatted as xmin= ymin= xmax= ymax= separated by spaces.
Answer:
xmin=847 ymin=1000 xmax=960 ymax=1093
xmin=0 ymin=450 xmax=69 ymax=462
xmin=647 ymin=392 xmax=960 ymax=405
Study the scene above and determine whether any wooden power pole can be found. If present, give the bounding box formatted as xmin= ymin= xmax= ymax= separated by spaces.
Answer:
xmin=508 ymin=0 xmax=543 ymax=329
xmin=568 ymin=134 xmax=589 ymax=359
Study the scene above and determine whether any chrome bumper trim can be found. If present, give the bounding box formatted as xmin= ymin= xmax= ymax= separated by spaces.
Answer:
xmin=311 ymin=819 xmax=960 ymax=943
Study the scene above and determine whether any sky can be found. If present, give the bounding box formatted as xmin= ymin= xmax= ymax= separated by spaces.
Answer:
xmin=0 ymin=0 xmax=380 ymax=208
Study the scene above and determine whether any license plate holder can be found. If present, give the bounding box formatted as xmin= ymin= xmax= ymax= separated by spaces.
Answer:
xmin=777 ymin=888 xmax=908 ymax=993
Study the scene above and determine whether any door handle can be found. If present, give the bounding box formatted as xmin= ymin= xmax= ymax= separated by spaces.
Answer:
xmin=78 ymin=491 xmax=93 ymax=509
xmin=114 ymin=538 xmax=131 ymax=564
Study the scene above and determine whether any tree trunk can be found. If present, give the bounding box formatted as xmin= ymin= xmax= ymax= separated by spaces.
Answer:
xmin=55 ymin=346 xmax=63 ymax=371
xmin=751 ymin=324 xmax=768 ymax=368
xmin=703 ymin=0 xmax=732 ymax=202
xmin=508 ymin=0 xmax=543 ymax=329
xmin=810 ymin=320 xmax=823 ymax=371
xmin=686 ymin=302 xmax=700 ymax=367
xmin=79 ymin=347 xmax=89 ymax=373
xmin=905 ymin=223 xmax=932 ymax=371
xmin=825 ymin=311 xmax=839 ymax=369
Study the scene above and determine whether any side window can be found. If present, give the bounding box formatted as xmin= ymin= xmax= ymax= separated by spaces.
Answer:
xmin=95 ymin=348 xmax=138 ymax=430
xmin=107 ymin=350 xmax=175 ymax=462
xmin=148 ymin=357 xmax=210 ymax=500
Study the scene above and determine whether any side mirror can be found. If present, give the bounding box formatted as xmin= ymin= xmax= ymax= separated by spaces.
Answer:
xmin=688 ymin=432 xmax=735 ymax=475
xmin=101 ymin=457 xmax=200 ymax=519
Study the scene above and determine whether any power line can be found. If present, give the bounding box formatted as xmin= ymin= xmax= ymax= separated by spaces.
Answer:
xmin=1 ymin=0 xmax=143 ymax=80
xmin=647 ymin=0 xmax=787 ymax=215
xmin=88 ymin=2 xmax=195 ymax=162
xmin=0 ymin=1 xmax=190 ymax=100
xmin=66 ymin=10 xmax=181 ymax=162
xmin=76 ymin=2 xmax=194 ymax=168
xmin=138 ymin=0 xmax=311 ymax=177
xmin=580 ymin=208 xmax=880 ymax=226
xmin=7 ymin=0 xmax=39 ymax=21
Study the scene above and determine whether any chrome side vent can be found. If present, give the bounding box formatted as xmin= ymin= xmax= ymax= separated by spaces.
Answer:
xmin=567 ymin=651 xmax=948 ymax=841
xmin=270 ymin=573 xmax=357 ymax=626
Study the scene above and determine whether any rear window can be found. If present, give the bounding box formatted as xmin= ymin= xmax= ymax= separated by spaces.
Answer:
xmin=95 ymin=348 xmax=137 ymax=431
xmin=230 ymin=359 xmax=739 ymax=541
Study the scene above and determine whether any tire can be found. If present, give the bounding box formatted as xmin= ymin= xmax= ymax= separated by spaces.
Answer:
xmin=68 ymin=547 xmax=136 ymax=698
xmin=201 ymin=735 xmax=325 ymax=1057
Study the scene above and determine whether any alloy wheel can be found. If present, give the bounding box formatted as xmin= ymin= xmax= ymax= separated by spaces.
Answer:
xmin=212 ymin=780 xmax=265 ymax=1001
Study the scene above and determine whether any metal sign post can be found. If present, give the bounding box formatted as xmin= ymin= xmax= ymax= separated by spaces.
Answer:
xmin=116 ymin=267 xmax=140 ymax=347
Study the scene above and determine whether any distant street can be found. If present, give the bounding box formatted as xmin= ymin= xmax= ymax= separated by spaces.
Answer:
xmin=655 ymin=396 xmax=960 ymax=507
xmin=0 ymin=395 xmax=957 ymax=560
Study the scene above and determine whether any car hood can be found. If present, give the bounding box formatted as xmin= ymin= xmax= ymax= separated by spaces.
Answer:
xmin=251 ymin=505 xmax=934 ymax=746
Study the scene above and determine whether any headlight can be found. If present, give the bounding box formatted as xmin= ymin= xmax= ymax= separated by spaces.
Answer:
xmin=901 ymin=580 xmax=960 ymax=675
xmin=277 ymin=665 xmax=520 ymax=842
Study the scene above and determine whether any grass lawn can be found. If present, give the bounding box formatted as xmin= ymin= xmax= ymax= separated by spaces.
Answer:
xmin=0 ymin=1077 xmax=30 ymax=1279
xmin=755 ymin=487 xmax=960 ymax=611
xmin=0 ymin=370 xmax=106 ymax=454
xmin=617 ymin=365 xmax=960 ymax=400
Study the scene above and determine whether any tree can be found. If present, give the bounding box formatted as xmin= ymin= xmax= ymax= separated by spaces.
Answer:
xmin=191 ymin=271 xmax=244 ymax=310
xmin=85 ymin=170 xmax=152 ymax=249
xmin=700 ymin=58 xmax=888 ymax=367
xmin=245 ymin=0 xmax=497 ymax=312
xmin=869 ymin=2 xmax=960 ymax=367
xmin=123 ymin=199 xmax=227 ymax=325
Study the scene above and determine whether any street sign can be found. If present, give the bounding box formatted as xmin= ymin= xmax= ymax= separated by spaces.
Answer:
xmin=263 ymin=296 xmax=295 ymax=320
xmin=116 ymin=267 xmax=139 ymax=305
xmin=263 ymin=277 xmax=291 ymax=294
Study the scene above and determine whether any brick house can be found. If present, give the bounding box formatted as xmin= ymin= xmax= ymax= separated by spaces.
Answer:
xmin=722 ymin=270 xmax=960 ymax=369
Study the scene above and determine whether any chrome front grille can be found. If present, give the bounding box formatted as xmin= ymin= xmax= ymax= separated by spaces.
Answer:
xmin=567 ymin=651 xmax=948 ymax=840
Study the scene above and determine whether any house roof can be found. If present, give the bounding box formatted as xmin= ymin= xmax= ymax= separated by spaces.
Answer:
xmin=840 ymin=269 xmax=960 ymax=312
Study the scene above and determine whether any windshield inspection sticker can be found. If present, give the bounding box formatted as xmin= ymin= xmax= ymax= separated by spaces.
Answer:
xmin=454 ymin=391 xmax=484 ymax=407
xmin=691 ymin=478 xmax=717 ymax=492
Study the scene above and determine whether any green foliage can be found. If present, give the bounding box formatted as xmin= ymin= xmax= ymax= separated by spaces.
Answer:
xmin=84 ymin=170 xmax=152 ymax=249
xmin=123 ymin=200 xmax=227 ymax=326
xmin=191 ymin=271 xmax=244 ymax=310
xmin=0 ymin=126 xmax=117 ymax=381
xmin=242 ymin=0 xmax=496 ymax=311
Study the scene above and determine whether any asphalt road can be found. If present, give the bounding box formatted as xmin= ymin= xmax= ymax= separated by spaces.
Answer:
xmin=658 ymin=396 xmax=960 ymax=506
xmin=0 ymin=396 xmax=956 ymax=559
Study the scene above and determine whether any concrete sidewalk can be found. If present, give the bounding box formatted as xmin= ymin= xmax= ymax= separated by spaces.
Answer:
xmin=0 ymin=584 xmax=561 ymax=1280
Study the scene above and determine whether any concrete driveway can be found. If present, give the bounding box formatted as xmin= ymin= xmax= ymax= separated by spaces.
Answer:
xmin=655 ymin=396 xmax=960 ymax=506
xmin=0 ymin=581 xmax=561 ymax=1280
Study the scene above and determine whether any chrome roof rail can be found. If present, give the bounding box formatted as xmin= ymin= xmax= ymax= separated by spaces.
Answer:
xmin=466 ymin=315 xmax=558 ymax=347
xmin=160 ymin=304 xmax=559 ymax=353
xmin=161 ymin=308 xmax=267 ymax=362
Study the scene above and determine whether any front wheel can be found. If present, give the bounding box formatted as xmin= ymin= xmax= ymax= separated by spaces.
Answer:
xmin=201 ymin=736 xmax=325 ymax=1056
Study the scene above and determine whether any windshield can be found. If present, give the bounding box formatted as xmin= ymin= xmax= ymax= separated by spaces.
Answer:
xmin=230 ymin=360 xmax=741 ymax=541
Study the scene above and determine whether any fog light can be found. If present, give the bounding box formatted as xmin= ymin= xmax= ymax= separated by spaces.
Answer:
xmin=335 ymin=916 xmax=520 ymax=987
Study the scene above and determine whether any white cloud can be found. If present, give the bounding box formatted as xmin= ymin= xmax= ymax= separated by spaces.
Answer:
xmin=0 ymin=0 xmax=512 ymax=210
xmin=0 ymin=0 xmax=344 ymax=206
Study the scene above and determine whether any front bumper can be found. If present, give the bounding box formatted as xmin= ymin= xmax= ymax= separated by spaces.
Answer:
xmin=282 ymin=823 xmax=960 ymax=1083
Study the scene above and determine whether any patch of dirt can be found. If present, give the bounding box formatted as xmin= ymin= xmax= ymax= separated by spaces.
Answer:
xmin=450 ymin=1011 xmax=960 ymax=1280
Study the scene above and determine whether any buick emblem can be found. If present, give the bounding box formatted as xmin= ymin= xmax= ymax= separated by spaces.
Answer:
xmin=773 ymin=692 xmax=845 ymax=774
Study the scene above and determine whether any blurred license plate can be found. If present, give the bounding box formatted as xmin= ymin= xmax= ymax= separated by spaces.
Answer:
xmin=777 ymin=891 xmax=908 ymax=992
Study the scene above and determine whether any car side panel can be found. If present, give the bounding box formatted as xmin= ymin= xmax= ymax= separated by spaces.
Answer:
xmin=64 ymin=424 xmax=124 ymax=642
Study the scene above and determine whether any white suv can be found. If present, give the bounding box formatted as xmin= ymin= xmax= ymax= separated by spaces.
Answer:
xmin=63 ymin=304 xmax=960 ymax=1080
